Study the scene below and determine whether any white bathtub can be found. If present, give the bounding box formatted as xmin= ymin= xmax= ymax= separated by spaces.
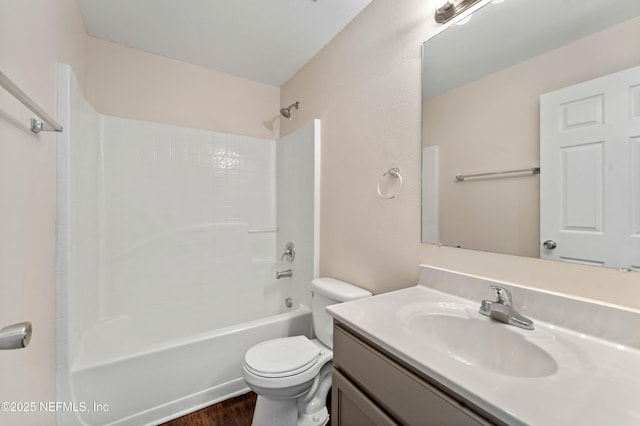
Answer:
xmin=66 ymin=304 xmax=312 ymax=425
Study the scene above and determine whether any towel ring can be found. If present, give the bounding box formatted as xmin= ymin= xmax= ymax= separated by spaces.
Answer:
xmin=377 ymin=168 xmax=403 ymax=199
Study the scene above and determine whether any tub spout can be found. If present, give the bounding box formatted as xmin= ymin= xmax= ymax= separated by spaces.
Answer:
xmin=275 ymin=269 xmax=292 ymax=279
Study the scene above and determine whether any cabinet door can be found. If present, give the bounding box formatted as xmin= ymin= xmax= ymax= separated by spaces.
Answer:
xmin=332 ymin=369 xmax=398 ymax=426
xmin=334 ymin=325 xmax=495 ymax=426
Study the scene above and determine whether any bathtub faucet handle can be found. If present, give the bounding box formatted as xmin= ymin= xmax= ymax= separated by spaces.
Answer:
xmin=280 ymin=242 xmax=295 ymax=263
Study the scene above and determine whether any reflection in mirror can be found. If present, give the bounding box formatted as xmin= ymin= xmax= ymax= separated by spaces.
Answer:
xmin=421 ymin=0 xmax=640 ymax=271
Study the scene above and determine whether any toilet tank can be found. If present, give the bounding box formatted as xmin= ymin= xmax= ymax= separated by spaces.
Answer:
xmin=311 ymin=278 xmax=372 ymax=349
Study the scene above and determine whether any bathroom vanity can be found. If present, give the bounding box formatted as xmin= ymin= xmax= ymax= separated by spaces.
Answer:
xmin=328 ymin=265 xmax=640 ymax=425
xmin=332 ymin=324 xmax=496 ymax=425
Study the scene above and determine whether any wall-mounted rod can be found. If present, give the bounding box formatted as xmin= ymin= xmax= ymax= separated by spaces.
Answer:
xmin=456 ymin=167 xmax=540 ymax=182
xmin=0 ymin=70 xmax=63 ymax=133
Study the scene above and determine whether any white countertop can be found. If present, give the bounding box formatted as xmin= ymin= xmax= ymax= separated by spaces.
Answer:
xmin=327 ymin=268 xmax=640 ymax=425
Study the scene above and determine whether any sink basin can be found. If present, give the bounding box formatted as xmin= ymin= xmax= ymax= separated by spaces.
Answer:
xmin=402 ymin=304 xmax=557 ymax=378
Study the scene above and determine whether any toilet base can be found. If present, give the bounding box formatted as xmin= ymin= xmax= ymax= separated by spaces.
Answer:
xmin=250 ymin=396 xmax=329 ymax=426
xmin=251 ymin=396 xmax=298 ymax=426
xmin=298 ymin=407 xmax=329 ymax=426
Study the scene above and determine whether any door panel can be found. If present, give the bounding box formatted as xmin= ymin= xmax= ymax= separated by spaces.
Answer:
xmin=540 ymin=65 xmax=640 ymax=269
xmin=562 ymin=142 xmax=603 ymax=231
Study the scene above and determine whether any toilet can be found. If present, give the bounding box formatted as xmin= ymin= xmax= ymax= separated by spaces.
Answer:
xmin=242 ymin=278 xmax=372 ymax=426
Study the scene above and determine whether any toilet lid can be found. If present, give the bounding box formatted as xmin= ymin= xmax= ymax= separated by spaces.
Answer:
xmin=244 ymin=336 xmax=320 ymax=378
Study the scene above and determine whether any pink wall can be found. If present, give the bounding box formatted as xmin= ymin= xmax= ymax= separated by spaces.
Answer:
xmin=281 ymin=0 xmax=640 ymax=308
xmin=2 ymin=3 xmax=639 ymax=423
xmin=87 ymin=37 xmax=281 ymax=139
xmin=0 ymin=4 xmax=280 ymax=424
xmin=0 ymin=1 xmax=88 ymax=424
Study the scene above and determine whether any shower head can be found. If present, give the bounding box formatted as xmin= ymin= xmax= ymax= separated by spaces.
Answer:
xmin=280 ymin=102 xmax=299 ymax=119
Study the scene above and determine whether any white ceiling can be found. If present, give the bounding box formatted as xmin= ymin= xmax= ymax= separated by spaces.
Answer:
xmin=77 ymin=0 xmax=372 ymax=87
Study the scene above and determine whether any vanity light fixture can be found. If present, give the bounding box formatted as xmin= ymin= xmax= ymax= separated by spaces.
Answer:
xmin=434 ymin=0 xmax=483 ymax=24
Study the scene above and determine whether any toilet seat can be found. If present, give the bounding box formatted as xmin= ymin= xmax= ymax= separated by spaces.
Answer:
xmin=244 ymin=336 xmax=321 ymax=378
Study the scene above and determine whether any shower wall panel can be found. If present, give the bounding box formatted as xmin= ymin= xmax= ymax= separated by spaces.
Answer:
xmin=57 ymin=64 xmax=102 ymax=368
xmin=276 ymin=120 xmax=320 ymax=308
xmin=100 ymin=117 xmax=276 ymax=318
xmin=58 ymin=65 xmax=279 ymax=369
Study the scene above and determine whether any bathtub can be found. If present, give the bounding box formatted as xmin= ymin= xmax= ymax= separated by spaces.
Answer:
xmin=66 ymin=303 xmax=312 ymax=426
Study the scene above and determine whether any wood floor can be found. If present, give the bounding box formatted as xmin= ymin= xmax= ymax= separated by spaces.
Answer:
xmin=162 ymin=392 xmax=257 ymax=426
xmin=161 ymin=391 xmax=332 ymax=426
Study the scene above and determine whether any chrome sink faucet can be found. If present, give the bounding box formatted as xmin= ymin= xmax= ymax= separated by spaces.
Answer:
xmin=479 ymin=286 xmax=534 ymax=330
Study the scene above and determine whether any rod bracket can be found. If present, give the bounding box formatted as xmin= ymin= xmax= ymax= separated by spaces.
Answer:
xmin=31 ymin=118 xmax=62 ymax=134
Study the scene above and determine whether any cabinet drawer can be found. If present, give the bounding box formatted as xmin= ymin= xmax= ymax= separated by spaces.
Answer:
xmin=334 ymin=325 xmax=492 ymax=426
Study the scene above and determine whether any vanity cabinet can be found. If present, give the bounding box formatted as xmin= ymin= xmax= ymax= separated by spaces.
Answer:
xmin=332 ymin=323 xmax=497 ymax=426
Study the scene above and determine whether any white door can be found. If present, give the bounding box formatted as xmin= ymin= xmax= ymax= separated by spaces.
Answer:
xmin=540 ymin=65 xmax=640 ymax=270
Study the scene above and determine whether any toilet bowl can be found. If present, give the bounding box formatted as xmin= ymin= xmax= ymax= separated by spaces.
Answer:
xmin=242 ymin=278 xmax=372 ymax=426
xmin=243 ymin=337 xmax=333 ymax=426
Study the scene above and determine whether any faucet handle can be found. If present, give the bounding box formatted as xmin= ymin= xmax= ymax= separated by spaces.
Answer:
xmin=490 ymin=285 xmax=512 ymax=306
xmin=280 ymin=242 xmax=295 ymax=263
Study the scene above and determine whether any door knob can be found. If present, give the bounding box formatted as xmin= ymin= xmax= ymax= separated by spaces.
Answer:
xmin=543 ymin=240 xmax=557 ymax=250
xmin=0 ymin=322 xmax=32 ymax=350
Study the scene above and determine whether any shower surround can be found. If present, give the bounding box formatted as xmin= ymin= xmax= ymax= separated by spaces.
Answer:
xmin=56 ymin=65 xmax=319 ymax=425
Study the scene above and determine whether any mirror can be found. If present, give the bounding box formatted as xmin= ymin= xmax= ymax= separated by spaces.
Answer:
xmin=421 ymin=0 xmax=640 ymax=271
